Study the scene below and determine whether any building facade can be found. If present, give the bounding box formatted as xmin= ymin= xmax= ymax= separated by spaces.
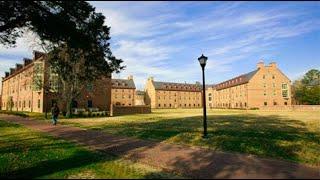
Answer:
xmin=206 ymin=61 xmax=291 ymax=109
xmin=145 ymin=77 xmax=202 ymax=108
xmin=1 ymin=51 xmax=111 ymax=113
xmin=111 ymin=75 xmax=136 ymax=106
xmin=135 ymin=90 xmax=146 ymax=105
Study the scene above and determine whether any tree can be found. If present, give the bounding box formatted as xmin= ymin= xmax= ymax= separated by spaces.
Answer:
xmin=293 ymin=69 xmax=320 ymax=105
xmin=301 ymin=69 xmax=320 ymax=85
xmin=0 ymin=1 xmax=124 ymax=117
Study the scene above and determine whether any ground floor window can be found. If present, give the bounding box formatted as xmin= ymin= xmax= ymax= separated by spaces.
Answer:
xmin=264 ymin=102 xmax=267 ymax=106
xmin=284 ymin=102 xmax=288 ymax=105
xmin=274 ymin=102 xmax=277 ymax=105
xmin=38 ymin=99 xmax=41 ymax=108
xmin=87 ymin=100 xmax=93 ymax=108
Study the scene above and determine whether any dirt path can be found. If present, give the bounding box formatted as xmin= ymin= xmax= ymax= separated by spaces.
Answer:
xmin=1 ymin=114 xmax=319 ymax=179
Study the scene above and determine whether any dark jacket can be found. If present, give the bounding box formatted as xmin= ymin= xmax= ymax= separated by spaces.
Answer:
xmin=51 ymin=106 xmax=60 ymax=117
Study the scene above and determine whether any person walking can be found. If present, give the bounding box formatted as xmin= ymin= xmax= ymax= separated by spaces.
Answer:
xmin=51 ymin=103 xmax=60 ymax=125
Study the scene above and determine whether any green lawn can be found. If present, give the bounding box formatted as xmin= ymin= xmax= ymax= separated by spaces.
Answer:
xmin=58 ymin=109 xmax=320 ymax=167
xmin=0 ymin=120 xmax=179 ymax=179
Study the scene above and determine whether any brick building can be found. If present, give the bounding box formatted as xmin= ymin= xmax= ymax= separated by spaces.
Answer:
xmin=135 ymin=90 xmax=146 ymax=105
xmin=1 ymin=51 xmax=111 ymax=113
xmin=145 ymin=77 xmax=202 ymax=108
xmin=206 ymin=61 xmax=291 ymax=109
xmin=111 ymin=75 xmax=136 ymax=106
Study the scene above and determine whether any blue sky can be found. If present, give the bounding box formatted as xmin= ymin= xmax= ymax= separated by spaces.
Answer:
xmin=0 ymin=1 xmax=320 ymax=90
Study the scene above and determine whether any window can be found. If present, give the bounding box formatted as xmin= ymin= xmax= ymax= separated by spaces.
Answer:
xmin=169 ymin=104 xmax=172 ymax=107
xmin=158 ymin=104 xmax=161 ymax=107
xmin=272 ymin=75 xmax=275 ymax=79
xmin=282 ymin=90 xmax=288 ymax=98
xmin=264 ymin=102 xmax=267 ymax=106
xmin=164 ymin=104 xmax=166 ymax=107
xmin=273 ymin=102 xmax=277 ymax=105
xmin=284 ymin=102 xmax=288 ymax=105
xmin=38 ymin=99 xmax=41 ymax=108
xmin=264 ymin=91 xmax=266 ymax=96
xmin=282 ymin=83 xmax=288 ymax=89
xmin=23 ymin=101 xmax=25 ymax=108
xmin=29 ymin=100 xmax=31 ymax=108
xmin=244 ymin=102 xmax=247 ymax=107
xmin=209 ymin=97 xmax=212 ymax=101
xmin=263 ymin=75 xmax=266 ymax=79
xmin=129 ymin=95 xmax=131 ymax=99
xmin=87 ymin=100 xmax=93 ymax=108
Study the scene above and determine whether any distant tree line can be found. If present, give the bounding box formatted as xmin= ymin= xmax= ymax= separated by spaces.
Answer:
xmin=292 ymin=69 xmax=320 ymax=105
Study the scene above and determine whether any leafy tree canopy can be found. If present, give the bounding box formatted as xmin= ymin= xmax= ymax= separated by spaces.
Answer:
xmin=0 ymin=1 xmax=124 ymax=78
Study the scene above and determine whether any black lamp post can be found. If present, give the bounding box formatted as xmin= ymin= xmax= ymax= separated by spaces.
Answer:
xmin=198 ymin=54 xmax=208 ymax=138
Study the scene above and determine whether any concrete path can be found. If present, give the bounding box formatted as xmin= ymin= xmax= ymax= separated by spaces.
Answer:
xmin=1 ymin=114 xmax=319 ymax=179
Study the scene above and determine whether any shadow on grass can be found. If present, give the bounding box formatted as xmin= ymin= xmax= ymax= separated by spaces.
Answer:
xmin=92 ymin=113 xmax=320 ymax=165
xmin=1 ymin=150 xmax=112 ymax=179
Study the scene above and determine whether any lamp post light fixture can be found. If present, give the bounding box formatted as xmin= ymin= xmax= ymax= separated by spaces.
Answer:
xmin=198 ymin=54 xmax=208 ymax=138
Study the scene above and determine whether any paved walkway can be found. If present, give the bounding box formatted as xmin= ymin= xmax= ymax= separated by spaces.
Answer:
xmin=1 ymin=114 xmax=319 ymax=179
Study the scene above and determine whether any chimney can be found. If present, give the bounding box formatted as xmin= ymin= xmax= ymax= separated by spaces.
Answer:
xmin=257 ymin=60 xmax=264 ymax=69
xmin=33 ymin=50 xmax=45 ymax=59
xmin=128 ymin=75 xmax=133 ymax=80
xmin=23 ymin=58 xmax=32 ymax=66
xmin=269 ymin=62 xmax=277 ymax=68
xmin=5 ymin=72 xmax=9 ymax=78
xmin=148 ymin=76 xmax=154 ymax=81
xmin=10 ymin=68 xmax=15 ymax=74
xmin=16 ymin=63 xmax=23 ymax=70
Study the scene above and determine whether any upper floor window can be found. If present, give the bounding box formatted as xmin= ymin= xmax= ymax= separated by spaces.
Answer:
xmin=282 ymin=83 xmax=288 ymax=89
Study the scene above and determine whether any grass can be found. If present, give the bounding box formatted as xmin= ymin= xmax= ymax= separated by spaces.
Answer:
xmin=58 ymin=109 xmax=320 ymax=167
xmin=0 ymin=120 xmax=180 ymax=179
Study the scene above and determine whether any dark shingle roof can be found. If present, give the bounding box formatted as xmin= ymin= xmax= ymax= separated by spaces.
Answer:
xmin=112 ymin=79 xmax=135 ymax=89
xmin=213 ymin=70 xmax=258 ymax=90
xmin=152 ymin=81 xmax=202 ymax=92
xmin=136 ymin=90 xmax=145 ymax=95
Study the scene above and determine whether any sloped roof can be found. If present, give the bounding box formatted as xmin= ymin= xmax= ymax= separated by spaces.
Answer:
xmin=136 ymin=90 xmax=145 ymax=95
xmin=213 ymin=70 xmax=258 ymax=90
xmin=152 ymin=81 xmax=202 ymax=92
xmin=112 ymin=79 xmax=135 ymax=89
